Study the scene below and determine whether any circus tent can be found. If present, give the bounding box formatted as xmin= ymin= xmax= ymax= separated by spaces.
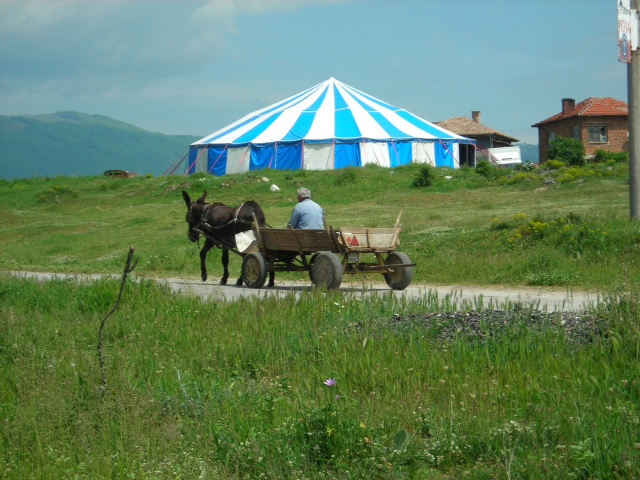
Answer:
xmin=183 ymin=77 xmax=474 ymax=176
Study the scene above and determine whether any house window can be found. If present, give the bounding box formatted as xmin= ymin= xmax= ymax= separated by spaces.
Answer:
xmin=547 ymin=130 xmax=556 ymax=143
xmin=588 ymin=124 xmax=607 ymax=143
xmin=570 ymin=125 xmax=580 ymax=140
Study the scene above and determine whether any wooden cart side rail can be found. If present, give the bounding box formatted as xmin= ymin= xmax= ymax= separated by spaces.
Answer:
xmin=337 ymin=227 xmax=401 ymax=252
xmin=252 ymin=224 xmax=342 ymax=254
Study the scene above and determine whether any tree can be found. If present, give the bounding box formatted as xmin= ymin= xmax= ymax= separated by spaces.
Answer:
xmin=547 ymin=137 xmax=585 ymax=166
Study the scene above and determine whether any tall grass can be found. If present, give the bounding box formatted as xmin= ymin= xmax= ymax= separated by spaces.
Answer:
xmin=1 ymin=275 xmax=638 ymax=478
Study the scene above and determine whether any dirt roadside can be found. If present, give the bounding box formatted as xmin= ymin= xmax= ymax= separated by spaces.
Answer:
xmin=7 ymin=271 xmax=600 ymax=312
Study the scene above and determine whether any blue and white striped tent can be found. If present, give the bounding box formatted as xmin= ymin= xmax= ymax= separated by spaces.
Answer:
xmin=186 ymin=77 xmax=474 ymax=176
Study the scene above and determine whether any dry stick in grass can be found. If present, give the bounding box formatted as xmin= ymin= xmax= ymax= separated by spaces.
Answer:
xmin=98 ymin=246 xmax=139 ymax=396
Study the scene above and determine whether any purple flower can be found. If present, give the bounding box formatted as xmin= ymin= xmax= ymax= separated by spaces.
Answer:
xmin=324 ymin=378 xmax=337 ymax=387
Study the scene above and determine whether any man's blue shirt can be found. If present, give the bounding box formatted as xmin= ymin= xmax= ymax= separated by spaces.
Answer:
xmin=288 ymin=199 xmax=324 ymax=229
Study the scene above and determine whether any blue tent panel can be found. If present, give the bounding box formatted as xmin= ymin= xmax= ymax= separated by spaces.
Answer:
xmin=333 ymin=85 xmax=362 ymax=139
xmin=187 ymin=148 xmax=198 ymax=174
xmin=250 ymin=146 xmax=275 ymax=171
xmin=335 ymin=143 xmax=361 ymax=169
xmin=207 ymin=147 xmax=228 ymax=176
xmin=435 ymin=142 xmax=454 ymax=168
xmin=388 ymin=141 xmax=412 ymax=167
xmin=275 ymin=143 xmax=303 ymax=170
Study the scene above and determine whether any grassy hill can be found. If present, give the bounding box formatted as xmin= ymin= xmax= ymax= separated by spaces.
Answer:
xmin=0 ymin=160 xmax=637 ymax=291
xmin=0 ymin=111 xmax=199 ymax=179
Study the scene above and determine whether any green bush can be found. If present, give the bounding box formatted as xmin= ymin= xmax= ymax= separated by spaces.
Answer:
xmin=542 ymin=159 xmax=566 ymax=170
xmin=593 ymin=149 xmax=628 ymax=163
xmin=336 ymin=167 xmax=359 ymax=186
xmin=475 ymin=159 xmax=494 ymax=178
xmin=412 ymin=164 xmax=436 ymax=188
xmin=548 ymin=137 xmax=585 ymax=166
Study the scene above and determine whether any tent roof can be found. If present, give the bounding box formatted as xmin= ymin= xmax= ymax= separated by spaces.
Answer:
xmin=193 ymin=77 xmax=470 ymax=147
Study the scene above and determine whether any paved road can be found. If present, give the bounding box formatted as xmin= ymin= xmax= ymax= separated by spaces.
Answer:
xmin=8 ymin=271 xmax=600 ymax=312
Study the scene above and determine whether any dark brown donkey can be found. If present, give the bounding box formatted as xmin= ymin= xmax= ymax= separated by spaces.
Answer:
xmin=182 ymin=190 xmax=275 ymax=287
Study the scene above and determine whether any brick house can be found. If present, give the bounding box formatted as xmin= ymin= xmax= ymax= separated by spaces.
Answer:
xmin=532 ymin=98 xmax=629 ymax=162
xmin=436 ymin=111 xmax=519 ymax=167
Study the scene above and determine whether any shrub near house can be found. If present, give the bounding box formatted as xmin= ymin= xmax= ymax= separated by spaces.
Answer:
xmin=547 ymin=137 xmax=585 ymax=166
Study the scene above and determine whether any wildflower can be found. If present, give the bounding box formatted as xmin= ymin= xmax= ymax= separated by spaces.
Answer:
xmin=324 ymin=378 xmax=337 ymax=387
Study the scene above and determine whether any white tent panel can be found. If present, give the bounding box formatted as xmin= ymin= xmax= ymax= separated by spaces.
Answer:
xmin=360 ymin=142 xmax=391 ymax=167
xmin=413 ymin=142 xmax=436 ymax=165
xmin=226 ymin=147 xmax=251 ymax=174
xmin=305 ymin=85 xmax=336 ymax=140
xmin=303 ymin=144 xmax=334 ymax=170
xmin=451 ymin=144 xmax=460 ymax=167
xmin=192 ymin=148 xmax=209 ymax=172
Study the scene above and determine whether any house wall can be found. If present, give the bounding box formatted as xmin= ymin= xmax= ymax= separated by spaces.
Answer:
xmin=537 ymin=115 xmax=629 ymax=161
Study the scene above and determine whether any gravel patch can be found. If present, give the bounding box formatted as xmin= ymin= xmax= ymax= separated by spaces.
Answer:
xmin=387 ymin=310 xmax=608 ymax=345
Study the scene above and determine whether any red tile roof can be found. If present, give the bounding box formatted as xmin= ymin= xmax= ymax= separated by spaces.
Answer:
xmin=435 ymin=116 xmax=518 ymax=142
xmin=532 ymin=97 xmax=628 ymax=127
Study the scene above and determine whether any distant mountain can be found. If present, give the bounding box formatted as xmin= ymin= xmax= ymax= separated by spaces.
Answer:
xmin=0 ymin=111 xmax=200 ymax=180
xmin=517 ymin=143 xmax=539 ymax=164
xmin=0 ymin=111 xmax=541 ymax=180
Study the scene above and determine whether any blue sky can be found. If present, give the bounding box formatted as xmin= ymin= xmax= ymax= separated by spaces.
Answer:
xmin=0 ymin=0 xmax=629 ymax=144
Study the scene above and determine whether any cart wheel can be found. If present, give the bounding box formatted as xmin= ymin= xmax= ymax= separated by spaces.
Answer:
xmin=242 ymin=252 xmax=268 ymax=288
xmin=383 ymin=251 xmax=414 ymax=290
xmin=307 ymin=253 xmax=319 ymax=282
xmin=311 ymin=252 xmax=343 ymax=290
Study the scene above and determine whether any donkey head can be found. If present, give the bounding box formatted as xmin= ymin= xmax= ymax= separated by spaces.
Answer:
xmin=182 ymin=190 xmax=207 ymax=242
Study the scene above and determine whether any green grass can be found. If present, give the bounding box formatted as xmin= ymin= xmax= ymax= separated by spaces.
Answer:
xmin=1 ymin=276 xmax=638 ymax=479
xmin=0 ymin=161 xmax=638 ymax=291
xmin=1 ymin=163 xmax=639 ymax=478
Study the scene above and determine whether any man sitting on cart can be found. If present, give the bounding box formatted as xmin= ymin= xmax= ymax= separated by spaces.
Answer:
xmin=288 ymin=187 xmax=325 ymax=229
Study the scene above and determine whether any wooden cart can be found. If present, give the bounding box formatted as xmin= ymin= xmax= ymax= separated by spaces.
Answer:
xmin=241 ymin=211 xmax=415 ymax=290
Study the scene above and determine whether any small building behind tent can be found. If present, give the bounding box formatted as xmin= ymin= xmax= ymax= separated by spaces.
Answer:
xmin=436 ymin=111 xmax=521 ymax=167
xmin=180 ymin=78 xmax=474 ymax=176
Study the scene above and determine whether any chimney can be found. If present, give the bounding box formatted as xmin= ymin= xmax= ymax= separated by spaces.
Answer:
xmin=471 ymin=111 xmax=481 ymax=124
xmin=562 ymin=98 xmax=575 ymax=114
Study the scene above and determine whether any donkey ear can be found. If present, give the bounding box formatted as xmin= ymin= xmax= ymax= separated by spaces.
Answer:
xmin=182 ymin=190 xmax=191 ymax=208
xmin=197 ymin=191 xmax=207 ymax=203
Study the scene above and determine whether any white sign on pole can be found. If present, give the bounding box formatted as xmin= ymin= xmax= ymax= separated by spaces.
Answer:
xmin=619 ymin=0 xmax=633 ymax=62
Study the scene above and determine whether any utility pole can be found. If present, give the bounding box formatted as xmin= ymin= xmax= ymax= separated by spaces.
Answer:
xmin=621 ymin=0 xmax=640 ymax=220
xmin=630 ymin=38 xmax=640 ymax=220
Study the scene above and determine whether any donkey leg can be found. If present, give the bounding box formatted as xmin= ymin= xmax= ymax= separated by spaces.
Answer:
xmin=220 ymin=249 xmax=230 ymax=285
xmin=200 ymin=240 xmax=213 ymax=282
xmin=267 ymin=271 xmax=275 ymax=288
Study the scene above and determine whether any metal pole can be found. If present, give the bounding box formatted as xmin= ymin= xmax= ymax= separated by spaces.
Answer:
xmin=629 ymin=47 xmax=640 ymax=220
